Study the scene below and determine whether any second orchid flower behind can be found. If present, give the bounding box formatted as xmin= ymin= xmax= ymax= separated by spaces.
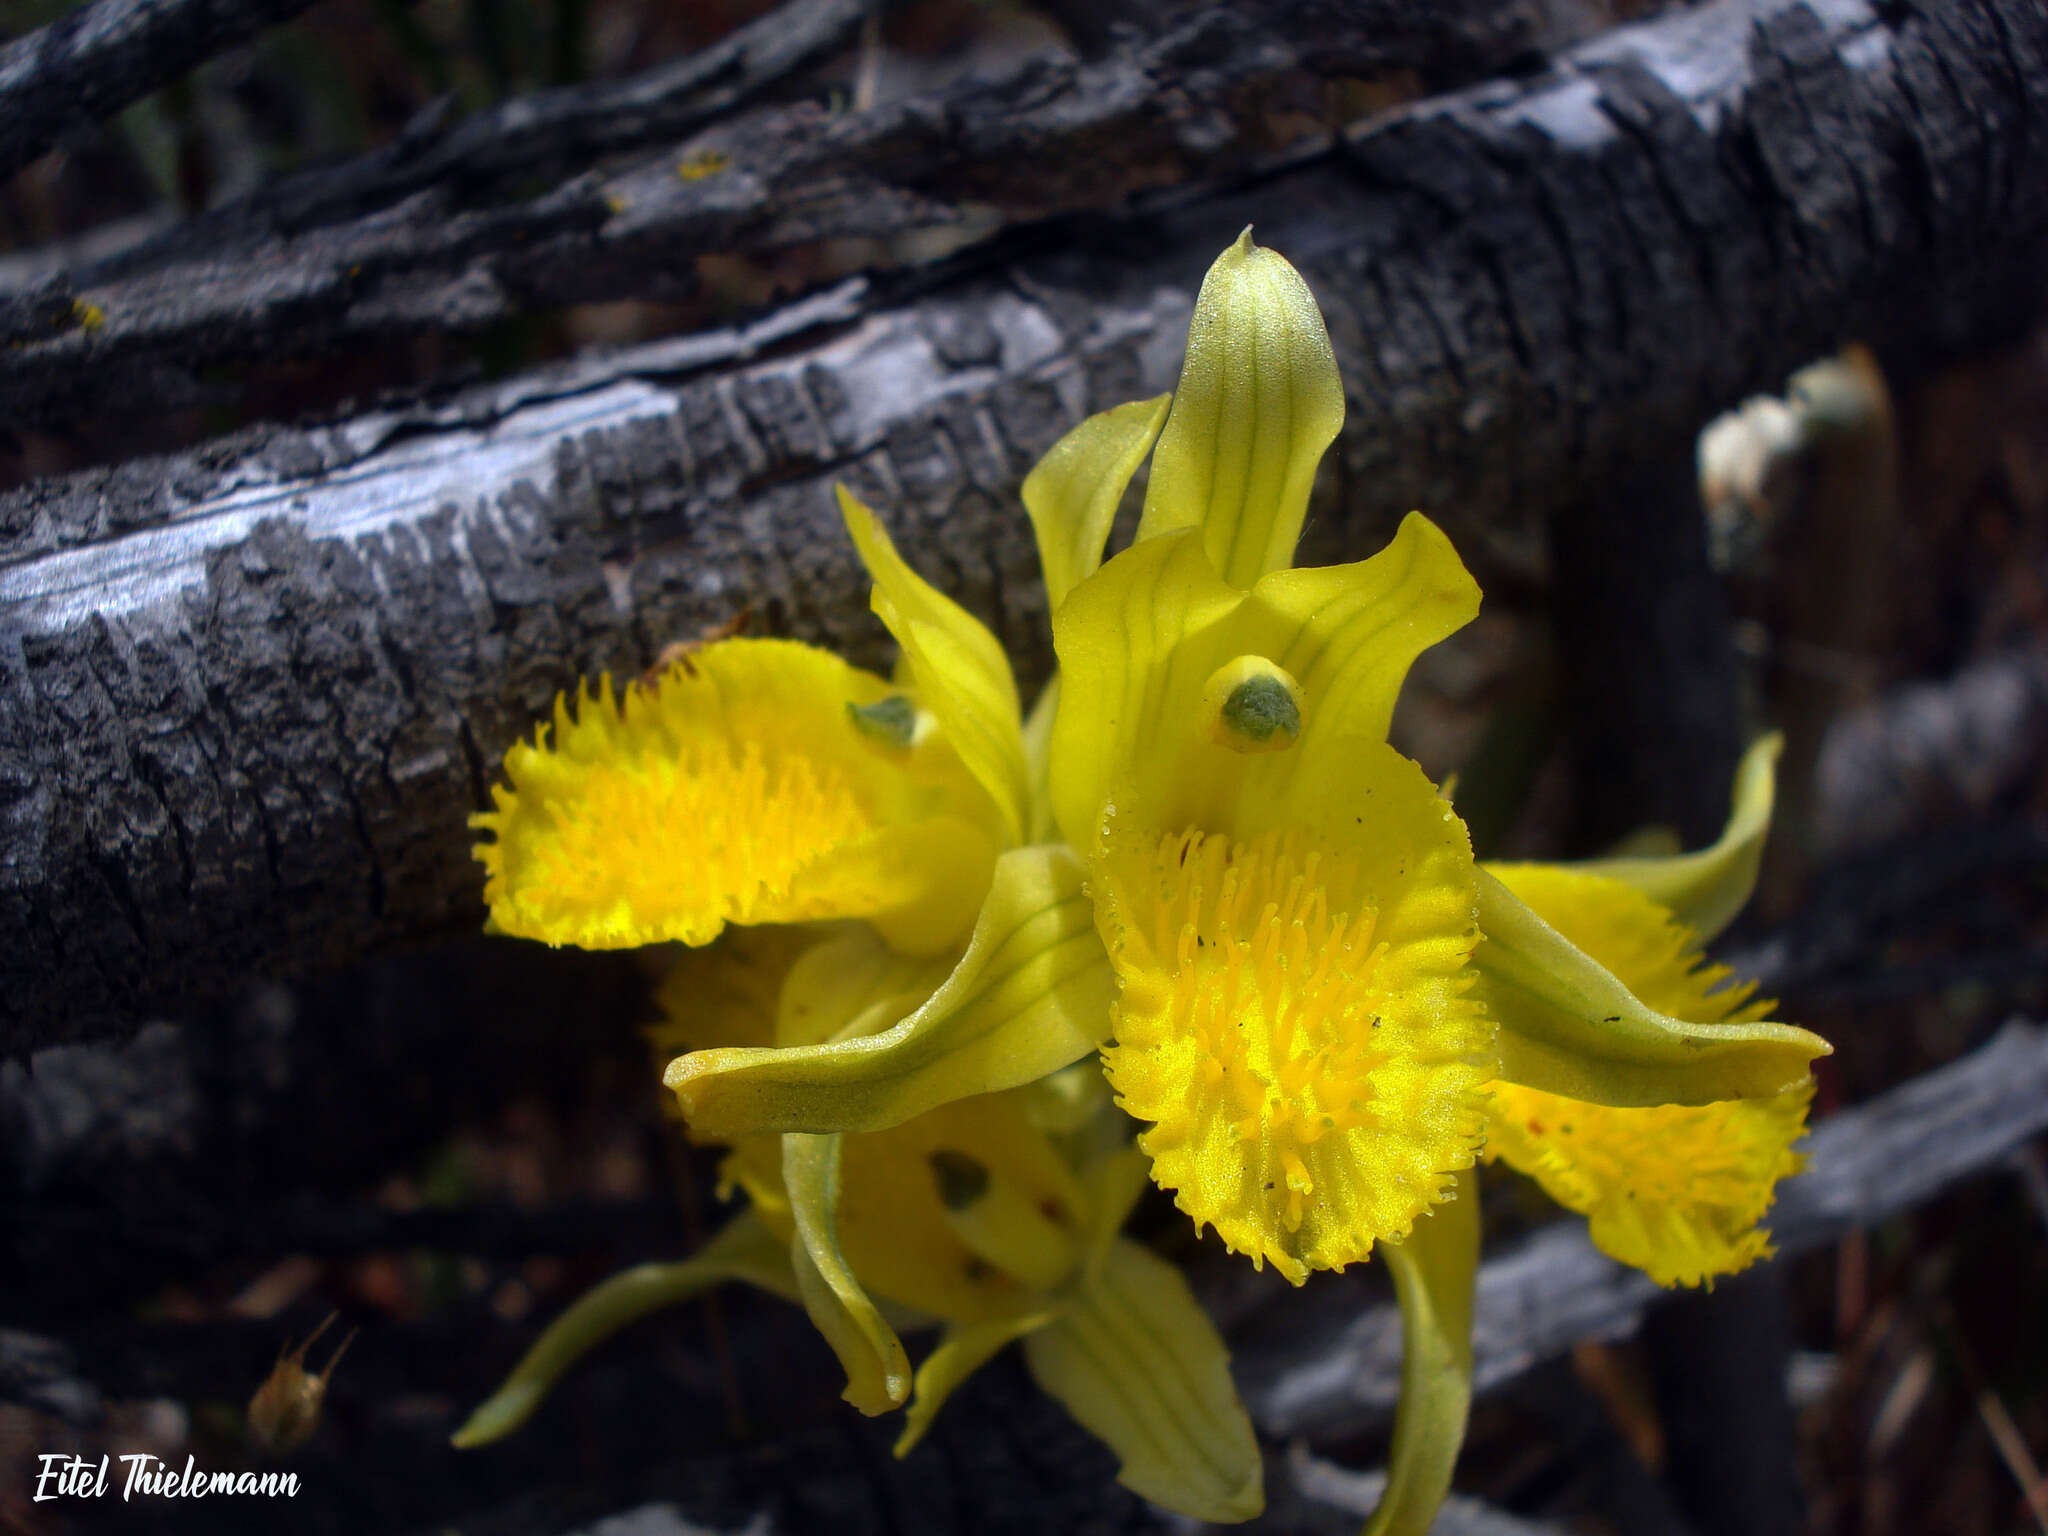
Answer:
xmin=461 ymin=231 xmax=1831 ymax=1535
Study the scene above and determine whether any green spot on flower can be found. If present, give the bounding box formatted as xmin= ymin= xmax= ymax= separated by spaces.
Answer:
xmin=930 ymin=1150 xmax=990 ymax=1210
xmin=848 ymin=694 xmax=917 ymax=748
xmin=1223 ymin=674 xmax=1299 ymax=745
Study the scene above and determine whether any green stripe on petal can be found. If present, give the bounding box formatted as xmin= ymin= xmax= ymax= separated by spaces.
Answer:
xmin=1363 ymin=1172 xmax=1479 ymax=1536
xmin=667 ymin=845 xmax=1114 ymax=1139
xmin=785 ymin=1131 xmax=913 ymax=1414
xmin=1050 ymin=529 xmax=1242 ymax=851
xmin=1571 ymin=733 xmax=1782 ymax=943
xmin=840 ymin=486 xmax=1029 ymax=844
xmin=1472 ymin=868 xmax=1829 ymax=1107
xmin=1137 ymin=229 xmax=1345 ymax=589
xmin=1023 ymin=1237 xmax=1263 ymax=1523
xmin=451 ymin=1212 xmax=796 ymax=1448
xmin=1024 ymin=394 xmax=1172 ymax=613
xmin=895 ymin=1312 xmax=1057 ymax=1457
xmin=1049 ymin=516 xmax=1480 ymax=855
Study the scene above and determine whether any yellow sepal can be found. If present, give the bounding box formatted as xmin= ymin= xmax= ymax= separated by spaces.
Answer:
xmin=726 ymin=1094 xmax=1088 ymax=1327
xmin=1137 ymin=229 xmax=1345 ymax=588
xmin=1023 ymin=1236 xmax=1265 ymax=1523
xmin=840 ymin=487 xmax=1030 ymax=844
xmin=1479 ymin=859 xmax=1813 ymax=1286
xmin=1022 ymin=394 xmax=1171 ymax=613
xmin=1363 ymin=1171 xmax=1479 ymax=1536
xmin=667 ymin=845 xmax=1114 ymax=1140
xmin=1472 ymin=866 xmax=1828 ymax=1106
xmin=1021 ymin=676 xmax=1061 ymax=844
xmin=895 ymin=1312 xmax=1057 ymax=1457
xmin=1573 ymin=733 xmax=1782 ymax=943
xmin=1049 ymin=515 xmax=1479 ymax=853
xmin=472 ymin=638 xmax=998 ymax=954
xmin=1048 ymin=528 xmax=1242 ymax=851
xmin=783 ymin=1131 xmax=913 ymax=1414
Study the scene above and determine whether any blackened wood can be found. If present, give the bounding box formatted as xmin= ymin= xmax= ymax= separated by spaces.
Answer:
xmin=0 ymin=0 xmax=1625 ymax=429
xmin=0 ymin=0 xmax=318 ymax=183
xmin=1642 ymin=1273 xmax=1805 ymax=1536
xmin=5 ymin=0 xmax=2048 ymax=1051
xmin=1550 ymin=452 xmax=1742 ymax=850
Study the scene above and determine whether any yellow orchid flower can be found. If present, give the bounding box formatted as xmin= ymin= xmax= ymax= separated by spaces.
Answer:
xmin=467 ymin=230 xmax=1833 ymax=1535
xmin=463 ymin=388 xmax=1258 ymax=1518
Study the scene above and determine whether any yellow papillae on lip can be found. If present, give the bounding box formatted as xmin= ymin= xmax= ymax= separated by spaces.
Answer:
xmin=1480 ymin=863 xmax=1812 ymax=1287
xmin=473 ymin=637 xmax=1000 ymax=954
xmin=1096 ymin=748 xmax=1492 ymax=1284
xmin=1486 ymin=1077 xmax=1812 ymax=1286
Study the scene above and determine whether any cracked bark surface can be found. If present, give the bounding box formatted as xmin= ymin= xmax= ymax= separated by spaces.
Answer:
xmin=0 ymin=0 xmax=1577 ymax=429
xmin=0 ymin=0 xmax=319 ymax=183
xmin=4 ymin=0 xmax=2047 ymax=1053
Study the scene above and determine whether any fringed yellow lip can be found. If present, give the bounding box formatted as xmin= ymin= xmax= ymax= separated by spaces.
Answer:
xmin=472 ymin=638 xmax=1002 ymax=955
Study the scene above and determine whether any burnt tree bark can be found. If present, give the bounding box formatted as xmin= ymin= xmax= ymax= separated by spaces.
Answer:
xmin=4 ymin=0 xmax=2047 ymax=1053
xmin=0 ymin=0 xmax=321 ymax=183
xmin=0 ymin=0 xmax=1581 ymax=428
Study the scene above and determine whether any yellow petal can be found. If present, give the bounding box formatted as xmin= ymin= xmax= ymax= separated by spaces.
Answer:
xmin=1023 ymin=1237 xmax=1264 ymax=1523
xmin=783 ymin=1131 xmax=913 ymax=1414
xmin=1486 ymin=1079 xmax=1812 ymax=1286
xmin=1246 ymin=512 xmax=1481 ymax=761
xmin=1573 ymin=733 xmax=1782 ymax=942
xmin=1048 ymin=516 xmax=1479 ymax=854
xmin=895 ymin=1312 xmax=1057 ymax=1457
xmin=727 ymin=1095 xmax=1085 ymax=1326
xmin=1048 ymin=529 xmax=1241 ymax=852
xmin=667 ymin=845 xmax=1114 ymax=1140
xmin=1363 ymin=1171 xmax=1479 ymax=1536
xmin=1471 ymin=866 xmax=1829 ymax=1106
xmin=1480 ymin=860 xmax=1813 ymax=1286
xmin=472 ymin=638 xmax=999 ymax=954
xmin=1023 ymin=394 xmax=1172 ymax=613
xmin=450 ymin=1212 xmax=795 ymax=1448
xmin=1093 ymin=742 xmax=1491 ymax=1282
xmin=650 ymin=925 xmax=953 ymax=1144
xmin=1137 ymin=229 xmax=1345 ymax=588
xmin=840 ymin=487 xmax=1030 ymax=844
